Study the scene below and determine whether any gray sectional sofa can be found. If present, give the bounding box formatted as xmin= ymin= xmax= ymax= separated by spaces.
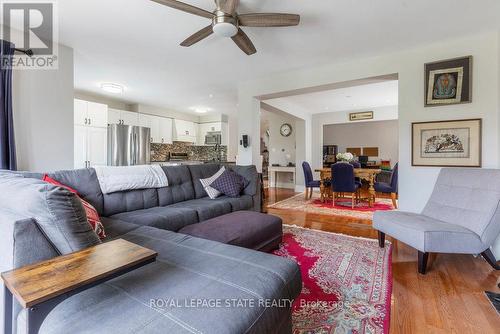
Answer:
xmin=0 ymin=164 xmax=302 ymax=334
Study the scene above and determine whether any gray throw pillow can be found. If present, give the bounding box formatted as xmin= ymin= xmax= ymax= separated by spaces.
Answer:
xmin=0 ymin=173 xmax=101 ymax=255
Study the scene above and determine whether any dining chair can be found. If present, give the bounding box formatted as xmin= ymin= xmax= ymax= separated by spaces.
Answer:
xmin=302 ymin=161 xmax=321 ymax=199
xmin=331 ymin=162 xmax=360 ymax=208
xmin=374 ymin=163 xmax=398 ymax=208
xmin=349 ymin=161 xmax=363 ymax=187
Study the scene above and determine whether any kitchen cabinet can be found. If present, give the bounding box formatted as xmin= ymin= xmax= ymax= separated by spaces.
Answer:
xmin=108 ymin=109 xmax=139 ymax=126
xmin=139 ymin=114 xmax=172 ymax=144
xmin=74 ymin=99 xmax=108 ymax=168
xmin=173 ymin=119 xmax=197 ymax=143
xmin=74 ymin=99 xmax=108 ymax=127
xmin=74 ymin=125 xmax=107 ymax=169
xmin=158 ymin=117 xmax=173 ymax=144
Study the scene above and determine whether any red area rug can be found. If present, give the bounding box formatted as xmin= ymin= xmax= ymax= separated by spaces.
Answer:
xmin=274 ymin=225 xmax=393 ymax=334
xmin=268 ymin=193 xmax=394 ymax=220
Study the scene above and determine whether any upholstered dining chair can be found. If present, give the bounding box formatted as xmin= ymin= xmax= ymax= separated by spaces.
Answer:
xmin=331 ymin=162 xmax=360 ymax=208
xmin=374 ymin=168 xmax=500 ymax=274
xmin=374 ymin=163 xmax=398 ymax=208
xmin=302 ymin=161 xmax=321 ymax=199
xmin=350 ymin=161 xmax=363 ymax=187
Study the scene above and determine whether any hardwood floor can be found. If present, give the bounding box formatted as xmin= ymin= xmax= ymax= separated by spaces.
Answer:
xmin=265 ymin=187 xmax=500 ymax=334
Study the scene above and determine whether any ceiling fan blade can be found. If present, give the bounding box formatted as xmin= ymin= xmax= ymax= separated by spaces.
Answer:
xmin=231 ymin=28 xmax=256 ymax=55
xmin=180 ymin=25 xmax=213 ymax=47
xmin=238 ymin=13 xmax=300 ymax=27
xmin=150 ymin=0 xmax=214 ymax=19
xmin=216 ymin=0 xmax=239 ymax=15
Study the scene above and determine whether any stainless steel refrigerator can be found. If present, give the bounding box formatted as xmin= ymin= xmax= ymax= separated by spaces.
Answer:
xmin=107 ymin=124 xmax=151 ymax=166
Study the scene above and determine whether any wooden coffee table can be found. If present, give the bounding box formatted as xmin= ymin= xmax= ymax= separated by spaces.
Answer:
xmin=2 ymin=239 xmax=157 ymax=334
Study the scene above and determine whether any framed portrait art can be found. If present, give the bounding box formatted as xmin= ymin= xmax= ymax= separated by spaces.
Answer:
xmin=424 ymin=56 xmax=472 ymax=107
xmin=412 ymin=119 xmax=481 ymax=167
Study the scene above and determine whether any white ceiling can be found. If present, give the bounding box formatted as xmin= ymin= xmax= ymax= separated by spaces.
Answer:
xmin=58 ymin=0 xmax=500 ymax=116
xmin=266 ymin=80 xmax=399 ymax=114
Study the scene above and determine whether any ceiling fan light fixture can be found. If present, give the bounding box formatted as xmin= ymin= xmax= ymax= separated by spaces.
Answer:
xmin=213 ymin=22 xmax=238 ymax=37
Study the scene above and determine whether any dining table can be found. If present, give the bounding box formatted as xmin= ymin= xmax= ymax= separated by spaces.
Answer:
xmin=315 ymin=167 xmax=381 ymax=207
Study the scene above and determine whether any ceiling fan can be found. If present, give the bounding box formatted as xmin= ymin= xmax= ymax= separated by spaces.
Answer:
xmin=150 ymin=0 xmax=300 ymax=55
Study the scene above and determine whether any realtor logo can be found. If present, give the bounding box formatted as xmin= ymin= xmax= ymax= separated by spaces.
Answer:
xmin=1 ymin=0 xmax=58 ymax=69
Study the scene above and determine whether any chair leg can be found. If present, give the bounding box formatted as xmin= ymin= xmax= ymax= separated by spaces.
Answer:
xmin=391 ymin=193 xmax=398 ymax=209
xmin=352 ymin=193 xmax=354 ymax=209
xmin=332 ymin=192 xmax=335 ymax=207
xmin=418 ymin=251 xmax=429 ymax=275
xmin=481 ymin=249 xmax=500 ymax=270
xmin=378 ymin=231 xmax=385 ymax=248
xmin=309 ymin=188 xmax=314 ymax=199
xmin=304 ymin=188 xmax=309 ymax=200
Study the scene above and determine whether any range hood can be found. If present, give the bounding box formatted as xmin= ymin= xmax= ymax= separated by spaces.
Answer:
xmin=173 ymin=119 xmax=197 ymax=143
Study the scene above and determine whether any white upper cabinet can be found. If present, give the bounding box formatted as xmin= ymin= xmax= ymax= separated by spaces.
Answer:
xmin=87 ymin=102 xmax=108 ymax=127
xmin=138 ymin=114 xmax=172 ymax=144
xmin=173 ymin=119 xmax=197 ymax=143
xmin=108 ymin=109 xmax=139 ymax=126
xmin=159 ymin=118 xmax=173 ymax=144
xmin=74 ymin=99 xmax=108 ymax=127
xmin=121 ymin=111 xmax=139 ymax=126
xmin=107 ymin=109 xmax=121 ymax=125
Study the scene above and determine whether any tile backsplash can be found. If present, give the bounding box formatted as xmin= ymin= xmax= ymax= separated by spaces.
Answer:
xmin=151 ymin=142 xmax=227 ymax=162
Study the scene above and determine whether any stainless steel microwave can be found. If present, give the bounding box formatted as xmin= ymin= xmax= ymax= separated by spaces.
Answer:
xmin=205 ymin=132 xmax=222 ymax=145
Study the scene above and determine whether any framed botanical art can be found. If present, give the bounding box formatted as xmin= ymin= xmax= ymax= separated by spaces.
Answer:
xmin=412 ymin=119 xmax=481 ymax=167
xmin=424 ymin=56 xmax=472 ymax=107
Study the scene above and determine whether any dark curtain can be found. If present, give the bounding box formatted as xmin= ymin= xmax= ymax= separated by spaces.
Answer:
xmin=0 ymin=40 xmax=17 ymax=170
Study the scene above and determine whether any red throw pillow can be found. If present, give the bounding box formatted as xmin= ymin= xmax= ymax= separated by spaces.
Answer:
xmin=42 ymin=175 xmax=106 ymax=239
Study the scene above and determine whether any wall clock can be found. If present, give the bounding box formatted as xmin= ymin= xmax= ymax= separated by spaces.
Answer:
xmin=280 ymin=123 xmax=293 ymax=137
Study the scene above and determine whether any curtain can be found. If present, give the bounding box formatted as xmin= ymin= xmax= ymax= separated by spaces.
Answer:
xmin=0 ymin=40 xmax=17 ymax=170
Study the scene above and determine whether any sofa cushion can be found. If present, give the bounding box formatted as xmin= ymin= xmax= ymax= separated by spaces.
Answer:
xmin=157 ymin=165 xmax=195 ymax=206
xmin=0 ymin=173 xmax=101 ymax=255
xmin=24 ymin=226 xmax=302 ymax=334
xmin=103 ymin=188 xmax=159 ymax=217
xmin=100 ymin=217 xmax=140 ymax=241
xmin=188 ymin=164 xmax=222 ymax=199
xmin=49 ymin=168 xmax=105 ymax=215
xmin=373 ymin=210 xmax=488 ymax=253
xmin=168 ymin=198 xmax=232 ymax=222
xmin=43 ymin=174 xmax=106 ymax=239
xmin=110 ymin=206 xmax=199 ymax=232
xmin=217 ymin=195 xmax=254 ymax=212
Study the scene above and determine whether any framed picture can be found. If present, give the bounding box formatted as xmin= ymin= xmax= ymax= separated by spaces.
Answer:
xmin=412 ymin=119 xmax=481 ymax=167
xmin=425 ymin=56 xmax=472 ymax=106
xmin=349 ymin=111 xmax=373 ymax=121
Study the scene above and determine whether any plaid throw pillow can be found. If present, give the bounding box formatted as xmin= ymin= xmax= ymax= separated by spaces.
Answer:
xmin=210 ymin=169 xmax=248 ymax=198
xmin=199 ymin=166 xmax=225 ymax=199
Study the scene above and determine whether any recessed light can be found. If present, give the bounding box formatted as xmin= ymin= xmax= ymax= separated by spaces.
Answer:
xmin=209 ymin=94 xmax=214 ymax=98
xmin=100 ymin=83 xmax=124 ymax=94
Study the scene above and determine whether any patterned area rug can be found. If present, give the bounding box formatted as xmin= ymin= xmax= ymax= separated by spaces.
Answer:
xmin=275 ymin=225 xmax=393 ymax=334
xmin=268 ymin=193 xmax=394 ymax=220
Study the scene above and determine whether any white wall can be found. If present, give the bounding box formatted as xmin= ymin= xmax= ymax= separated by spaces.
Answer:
xmin=323 ymin=119 xmax=399 ymax=163
xmin=237 ymin=31 xmax=500 ymax=257
xmin=262 ymin=110 xmax=297 ymax=188
xmin=13 ymin=44 xmax=74 ymax=172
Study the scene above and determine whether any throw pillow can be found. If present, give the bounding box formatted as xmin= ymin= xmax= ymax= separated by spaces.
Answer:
xmin=199 ymin=166 xmax=225 ymax=199
xmin=210 ymin=169 xmax=246 ymax=198
xmin=43 ymin=175 xmax=106 ymax=239
xmin=0 ymin=174 xmax=101 ymax=255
